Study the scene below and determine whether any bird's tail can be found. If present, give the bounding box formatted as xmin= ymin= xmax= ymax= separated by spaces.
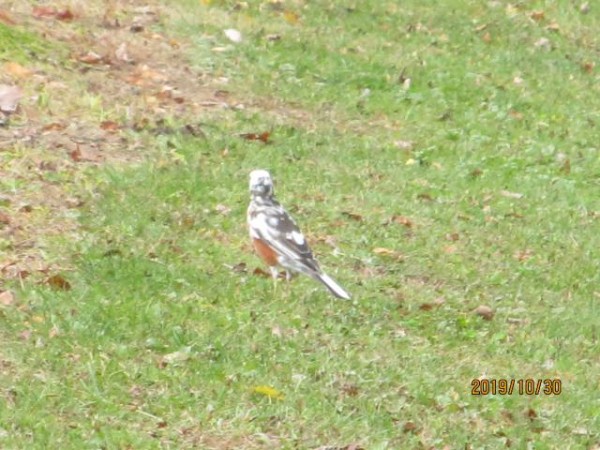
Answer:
xmin=316 ymin=272 xmax=351 ymax=300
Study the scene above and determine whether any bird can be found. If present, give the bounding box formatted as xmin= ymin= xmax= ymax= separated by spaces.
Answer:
xmin=247 ymin=169 xmax=351 ymax=300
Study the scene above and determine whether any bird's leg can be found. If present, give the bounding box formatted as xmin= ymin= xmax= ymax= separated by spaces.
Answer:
xmin=283 ymin=270 xmax=293 ymax=298
xmin=269 ymin=266 xmax=279 ymax=295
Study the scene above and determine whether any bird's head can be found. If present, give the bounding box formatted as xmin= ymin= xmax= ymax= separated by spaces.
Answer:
xmin=249 ymin=169 xmax=274 ymax=198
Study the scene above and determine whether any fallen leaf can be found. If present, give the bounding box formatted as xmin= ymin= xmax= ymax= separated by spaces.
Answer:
xmin=240 ymin=131 xmax=270 ymax=143
xmin=56 ymin=9 xmax=74 ymax=21
xmin=0 ymin=211 xmax=10 ymax=225
xmin=419 ymin=297 xmax=445 ymax=311
xmin=341 ymin=383 xmax=359 ymax=397
xmin=500 ymin=190 xmax=524 ymax=199
xmin=4 ymin=62 xmax=32 ymax=78
xmin=252 ymin=385 xmax=285 ymax=400
xmin=32 ymin=6 xmax=57 ymax=18
xmin=45 ymin=274 xmax=71 ymax=291
xmin=341 ymin=444 xmax=364 ymax=450
xmin=0 ymin=10 xmax=16 ymax=25
xmin=403 ymin=421 xmax=418 ymax=433
xmin=115 ymin=43 xmax=131 ymax=62
xmin=342 ymin=211 xmax=363 ymax=222
xmin=417 ymin=192 xmax=434 ymax=202
xmin=42 ymin=122 xmax=67 ymax=132
xmin=509 ymin=110 xmax=524 ymax=120
xmin=100 ymin=120 xmax=120 ymax=132
xmin=69 ymin=145 xmax=82 ymax=162
xmin=445 ymin=232 xmax=459 ymax=241
xmin=19 ymin=329 xmax=32 ymax=341
xmin=524 ymin=408 xmax=537 ymax=420
xmin=530 ymin=10 xmax=545 ymax=21
xmin=252 ymin=267 xmax=272 ymax=278
xmin=0 ymin=290 xmax=14 ymax=306
xmin=394 ymin=140 xmax=414 ymax=151
xmin=372 ymin=247 xmax=403 ymax=261
xmin=443 ymin=244 xmax=458 ymax=254
xmin=215 ymin=204 xmax=231 ymax=215
xmin=283 ymin=10 xmax=300 ymax=24
xmin=266 ymin=34 xmax=281 ymax=41
xmin=534 ymin=37 xmax=551 ymax=50
xmin=513 ymin=248 xmax=533 ymax=261
xmin=224 ymin=28 xmax=242 ymax=43
xmin=0 ymin=84 xmax=22 ymax=113
xmin=546 ymin=22 xmax=560 ymax=32
xmin=581 ymin=61 xmax=595 ymax=74
xmin=161 ymin=347 xmax=192 ymax=364
xmin=387 ymin=215 xmax=413 ymax=227
xmin=474 ymin=305 xmax=494 ymax=320
xmin=78 ymin=51 xmax=106 ymax=65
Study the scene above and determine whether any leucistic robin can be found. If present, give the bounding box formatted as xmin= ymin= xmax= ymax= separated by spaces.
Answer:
xmin=247 ymin=169 xmax=351 ymax=300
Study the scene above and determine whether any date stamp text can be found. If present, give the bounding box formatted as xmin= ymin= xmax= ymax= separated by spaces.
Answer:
xmin=471 ymin=378 xmax=562 ymax=396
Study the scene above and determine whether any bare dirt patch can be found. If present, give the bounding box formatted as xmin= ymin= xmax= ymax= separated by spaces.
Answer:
xmin=0 ymin=0 xmax=231 ymax=286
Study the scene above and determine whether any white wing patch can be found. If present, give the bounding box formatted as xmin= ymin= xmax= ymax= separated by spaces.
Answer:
xmin=267 ymin=216 xmax=280 ymax=227
xmin=287 ymin=230 xmax=305 ymax=246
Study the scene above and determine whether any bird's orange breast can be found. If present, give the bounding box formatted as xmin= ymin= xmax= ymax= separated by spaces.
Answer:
xmin=253 ymin=238 xmax=279 ymax=266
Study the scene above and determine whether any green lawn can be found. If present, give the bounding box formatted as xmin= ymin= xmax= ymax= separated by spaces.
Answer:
xmin=1 ymin=0 xmax=599 ymax=448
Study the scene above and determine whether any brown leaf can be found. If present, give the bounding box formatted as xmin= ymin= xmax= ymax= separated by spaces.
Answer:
xmin=341 ymin=383 xmax=359 ymax=397
xmin=342 ymin=211 xmax=363 ymax=222
xmin=402 ymin=421 xmax=418 ymax=433
xmin=513 ymin=248 xmax=533 ymax=261
xmin=474 ymin=305 xmax=494 ymax=320
xmin=283 ymin=10 xmax=300 ymax=24
xmin=388 ymin=215 xmax=413 ymax=227
xmin=240 ymin=131 xmax=271 ymax=143
xmin=0 ymin=211 xmax=10 ymax=225
xmin=45 ymin=274 xmax=72 ymax=291
xmin=417 ymin=192 xmax=434 ymax=202
xmin=443 ymin=244 xmax=458 ymax=254
xmin=0 ymin=10 xmax=16 ymax=25
xmin=419 ymin=297 xmax=445 ymax=311
xmin=4 ymin=62 xmax=32 ymax=78
xmin=100 ymin=120 xmax=120 ymax=132
xmin=226 ymin=262 xmax=247 ymax=273
xmin=69 ymin=145 xmax=82 ymax=162
xmin=42 ymin=122 xmax=67 ymax=132
xmin=252 ymin=267 xmax=272 ymax=278
xmin=581 ymin=61 xmax=595 ymax=74
xmin=524 ymin=408 xmax=537 ymax=420
xmin=0 ymin=290 xmax=15 ymax=306
xmin=32 ymin=6 xmax=57 ymax=18
xmin=56 ymin=9 xmax=74 ymax=21
xmin=0 ymin=84 xmax=22 ymax=113
xmin=509 ymin=110 xmax=524 ymax=120
xmin=78 ymin=51 xmax=106 ymax=65
xmin=530 ymin=10 xmax=545 ymax=21
xmin=445 ymin=232 xmax=460 ymax=241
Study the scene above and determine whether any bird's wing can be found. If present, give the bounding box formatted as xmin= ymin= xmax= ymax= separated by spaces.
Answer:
xmin=250 ymin=204 xmax=320 ymax=274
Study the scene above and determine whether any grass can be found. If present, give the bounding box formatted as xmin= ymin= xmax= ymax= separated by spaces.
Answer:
xmin=1 ymin=0 xmax=599 ymax=448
